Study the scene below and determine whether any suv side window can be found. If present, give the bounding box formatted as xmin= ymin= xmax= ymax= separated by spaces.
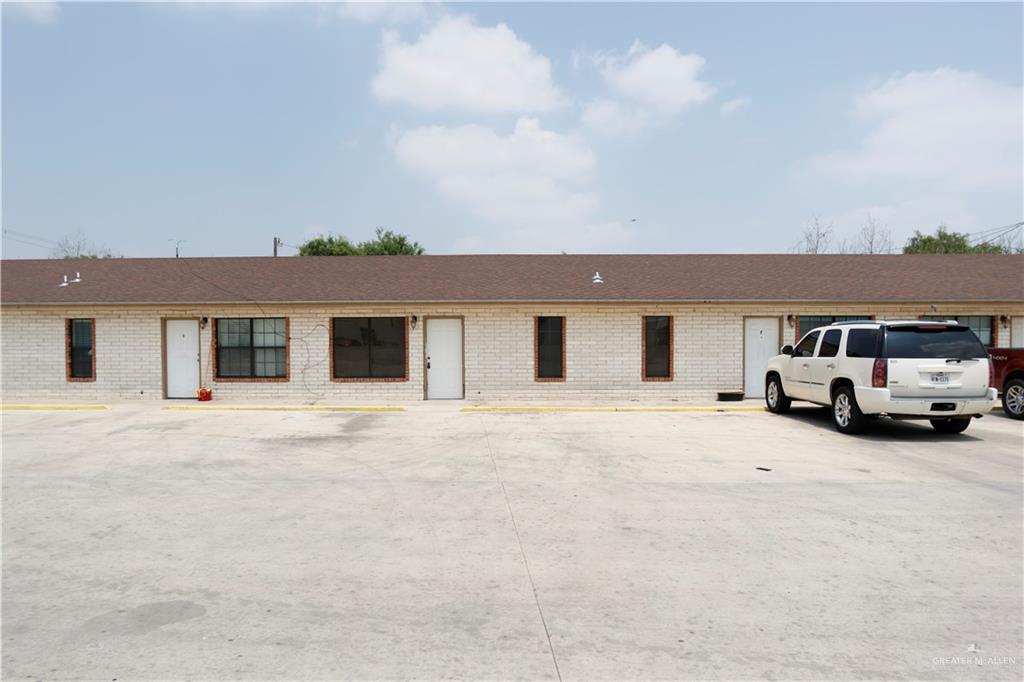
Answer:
xmin=794 ymin=330 xmax=820 ymax=358
xmin=846 ymin=328 xmax=880 ymax=358
xmin=818 ymin=329 xmax=842 ymax=358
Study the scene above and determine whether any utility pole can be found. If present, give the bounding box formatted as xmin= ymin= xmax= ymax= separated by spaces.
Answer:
xmin=273 ymin=237 xmax=282 ymax=257
xmin=169 ymin=238 xmax=185 ymax=258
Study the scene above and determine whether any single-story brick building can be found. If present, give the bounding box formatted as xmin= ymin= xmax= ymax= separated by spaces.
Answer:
xmin=2 ymin=254 xmax=1022 ymax=403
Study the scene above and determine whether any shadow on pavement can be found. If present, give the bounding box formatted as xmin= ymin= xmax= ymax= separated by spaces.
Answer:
xmin=780 ymin=404 xmax=986 ymax=443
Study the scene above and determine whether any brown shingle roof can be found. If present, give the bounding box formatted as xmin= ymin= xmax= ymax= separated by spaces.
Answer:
xmin=1 ymin=254 xmax=1021 ymax=305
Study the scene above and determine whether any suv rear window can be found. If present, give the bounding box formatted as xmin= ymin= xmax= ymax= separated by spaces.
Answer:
xmin=884 ymin=326 xmax=987 ymax=360
xmin=846 ymin=329 xmax=879 ymax=358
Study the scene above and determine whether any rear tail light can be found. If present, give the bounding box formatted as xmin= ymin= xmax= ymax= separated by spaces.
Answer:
xmin=988 ymin=359 xmax=995 ymax=389
xmin=872 ymin=358 xmax=887 ymax=388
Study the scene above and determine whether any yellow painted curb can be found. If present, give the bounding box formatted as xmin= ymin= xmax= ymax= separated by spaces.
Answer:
xmin=161 ymin=405 xmax=404 ymax=412
xmin=462 ymin=405 xmax=766 ymax=413
xmin=1 ymin=404 xmax=111 ymax=411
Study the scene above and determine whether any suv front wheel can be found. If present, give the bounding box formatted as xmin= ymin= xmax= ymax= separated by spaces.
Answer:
xmin=832 ymin=386 xmax=868 ymax=434
xmin=765 ymin=375 xmax=791 ymax=414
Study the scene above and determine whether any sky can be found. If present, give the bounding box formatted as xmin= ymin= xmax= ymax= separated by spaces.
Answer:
xmin=2 ymin=1 xmax=1022 ymax=258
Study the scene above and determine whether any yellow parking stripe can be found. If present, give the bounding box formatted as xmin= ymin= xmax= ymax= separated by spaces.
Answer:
xmin=462 ymin=405 xmax=766 ymax=413
xmin=0 ymin=404 xmax=111 ymax=411
xmin=161 ymin=405 xmax=404 ymax=412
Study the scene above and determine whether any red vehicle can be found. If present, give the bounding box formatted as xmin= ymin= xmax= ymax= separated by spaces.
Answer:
xmin=989 ymin=348 xmax=1024 ymax=419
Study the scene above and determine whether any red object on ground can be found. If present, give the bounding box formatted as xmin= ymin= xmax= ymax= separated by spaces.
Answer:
xmin=196 ymin=387 xmax=212 ymax=401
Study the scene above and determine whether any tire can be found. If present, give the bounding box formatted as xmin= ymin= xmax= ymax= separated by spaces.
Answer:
xmin=831 ymin=386 xmax=868 ymax=434
xmin=765 ymin=374 xmax=791 ymax=414
xmin=930 ymin=417 xmax=972 ymax=434
xmin=1001 ymin=378 xmax=1024 ymax=420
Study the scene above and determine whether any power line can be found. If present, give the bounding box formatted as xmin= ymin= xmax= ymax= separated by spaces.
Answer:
xmin=2 ymin=228 xmax=59 ymax=246
xmin=2 ymin=234 xmax=52 ymax=251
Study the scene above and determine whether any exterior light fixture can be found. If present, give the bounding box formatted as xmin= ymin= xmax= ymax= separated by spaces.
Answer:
xmin=410 ymin=315 xmax=418 ymax=329
xmin=786 ymin=315 xmax=795 ymax=327
xmin=999 ymin=315 xmax=1010 ymax=328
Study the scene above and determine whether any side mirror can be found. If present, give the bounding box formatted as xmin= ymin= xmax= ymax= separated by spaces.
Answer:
xmin=781 ymin=345 xmax=794 ymax=356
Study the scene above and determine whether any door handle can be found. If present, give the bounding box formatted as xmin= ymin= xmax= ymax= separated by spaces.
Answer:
xmin=426 ymin=356 xmax=431 ymax=370
xmin=826 ymin=363 xmax=835 ymax=369
xmin=802 ymin=363 xmax=809 ymax=368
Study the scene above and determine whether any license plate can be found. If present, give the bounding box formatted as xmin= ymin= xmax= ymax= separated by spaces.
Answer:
xmin=931 ymin=372 xmax=950 ymax=385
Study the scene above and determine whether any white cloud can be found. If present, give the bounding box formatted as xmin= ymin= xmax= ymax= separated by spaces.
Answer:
xmin=581 ymin=99 xmax=650 ymax=138
xmin=599 ymin=42 xmax=715 ymax=114
xmin=336 ymin=2 xmax=426 ymax=25
xmin=811 ymin=69 xmax=1022 ymax=191
xmin=720 ymin=96 xmax=750 ymax=116
xmin=582 ymin=42 xmax=715 ymax=136
xmin=4 ymin=1 xmax=58 ymax=23
xmin=393 ymin=117 xmax=631 ymax=251
xmin=372 ymin=15 xmax=566 ymax=114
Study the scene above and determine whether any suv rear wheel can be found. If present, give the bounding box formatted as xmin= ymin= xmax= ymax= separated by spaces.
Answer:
xmin=765 ymin=375 xmax=791 ymax=414
xmin=930 ymin=417 xmax=972 ymax=434
xmin=1001 ymin=378 xmax=1024 ymax=420
xmin=832 ymin=386 xmax=868 ymax=434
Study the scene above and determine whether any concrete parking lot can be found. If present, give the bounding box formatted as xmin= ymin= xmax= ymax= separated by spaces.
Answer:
xmin=2 ymin=403 xmax=1022 ymax=680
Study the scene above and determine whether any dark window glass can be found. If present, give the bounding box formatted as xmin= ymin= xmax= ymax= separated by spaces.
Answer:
xmin=885 ymin=326 xmax=987 ymax=360
xmin=332 ymin=317 xmax=406 ymax=379
xmin=818 ymin=329 xmax=842 ymax=358
xmin=216 ymin=318 xmax=286 ymax=378
xmin=644 ymin=316 xmax=671 ymax=378
xmin=798 ymin=315 xmax=869 ymax=337
xmin=846 ymin=329 xmax=880 ymax=358
xmin=921 ymin=315 xmax=993 ymax=346
xmin=68 ymin=319 xmax=93 ymax=378
xmin=794 ymin=330 xmax=820 ymax=358
xmin=536 ymin=316 xmax=564 ymax=379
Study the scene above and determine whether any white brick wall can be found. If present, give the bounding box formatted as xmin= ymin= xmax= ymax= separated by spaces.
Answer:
xmin=2 ymin=303 xmax=1021 ymax=403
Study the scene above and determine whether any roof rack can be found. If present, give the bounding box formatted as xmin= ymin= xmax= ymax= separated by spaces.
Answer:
xmin=829 ymin=319 xmax=877 ymax=326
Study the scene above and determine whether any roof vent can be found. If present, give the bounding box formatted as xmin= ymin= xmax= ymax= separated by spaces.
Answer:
xmin=58 ymin=275 xmax=69 ymax=288
xmin=71 ymin=272 xmax=81 ymax=283
xmin=592 ymin=271 xmax=604 ymax=284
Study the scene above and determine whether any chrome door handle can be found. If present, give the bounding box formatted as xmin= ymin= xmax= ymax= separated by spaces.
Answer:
xmin=801 ymin=363 xmax=809 ymax=368
xmin=826 ymin=363 xmax=835 ymax=369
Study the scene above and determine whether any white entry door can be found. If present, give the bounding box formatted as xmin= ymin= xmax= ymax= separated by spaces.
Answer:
xmin=425 ymin=318 xmax=463 ymax=399
xmin=166 ymin=319 xmax=200 ymax=398
xmin=744 ymin=317 xmax=780 ymax=398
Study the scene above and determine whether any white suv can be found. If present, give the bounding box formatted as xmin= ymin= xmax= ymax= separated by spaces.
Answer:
xmin=764 ymin=320 xmax=996 ymax=434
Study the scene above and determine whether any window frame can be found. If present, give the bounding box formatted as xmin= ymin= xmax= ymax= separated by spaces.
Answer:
xmin=65 ymin=318 xmax=96 ymax=382
xmin=919 ymin=315 xmax=996 ymax=347
xmin=796 ymin=315 xmax=874 ymax=339
xmin=534 ymin=316 xmax=566 ymax=382
xmin=212 ymin=317 xmax=290 ymax=382
xmin=329 ymin=316 xmax=410 ymax=383
xmin=641 ymin=315 xmax=673 ymax=381
xmin=816 ymin=329 xmax=842 ymax=358
xmin=794 ymin=330 xmax=821 ymax=358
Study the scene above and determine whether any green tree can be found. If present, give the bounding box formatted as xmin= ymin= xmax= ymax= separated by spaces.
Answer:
xmin=297 ymin=228 xmax=425 ymax=256
xmin=903 ymin=226 xmax=1020 ymax=254
xmin=358 ymin=228 xmax=425 ymax=255
xmin=297 ymin=234 xmax=361 ymax=256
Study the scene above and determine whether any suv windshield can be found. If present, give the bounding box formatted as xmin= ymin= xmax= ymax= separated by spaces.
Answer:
xmin=884 ymin=326 xmax=987 ymax=360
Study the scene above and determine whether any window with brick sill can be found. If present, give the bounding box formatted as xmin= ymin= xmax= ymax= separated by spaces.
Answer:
xmin=535 ymin=316 xmax=565 ymax=381
xmin=66 ymin=318 xmax=95 ymax=381
xmin=214 ymin=318 xmax=288 ymax=380
xmin=643 ymin=316 xmax=672 ymax=381
xmin=331 ymin=317 xmax=408 ymax=381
